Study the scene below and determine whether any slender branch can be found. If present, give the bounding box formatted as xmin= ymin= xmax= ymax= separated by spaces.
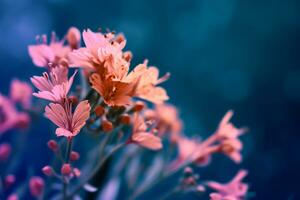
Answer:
xmin=67 ymin=142 xmax=125 ymax=199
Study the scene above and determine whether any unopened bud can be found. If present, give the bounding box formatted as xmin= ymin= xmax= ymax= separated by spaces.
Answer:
xmin=133 ymin=101 xmax=145 ymax=112
xmin=47 ymin=140 xmax=58 ymax=152
xmin=67 ymin=27 xmax=81 ymax=49
xmin=42 ymin=166 xmax=53 ymax=176
xmin=29 ymin=176 xmax=44 ymax=198
xmin=0 ymin=143 xmax=11 ymax=161
xmin=95 ymin=105 xmax=105 ymax=117
xmin=69 ymin=95 xmax=78 ymax=105
xmin=123 ymin=51 xmax=132 ymax=62
xmin=70 ymin=151 xmax=80 ymax=161
xmin=119 ymin=114 xmax=131 ymax=125
xmin=61 ymin=164 xmax=72 ymax=175
xmin=101 ymin=120 xmax=113 ymax=133
xmin=73 ymin=168 xmax=81 ymax=177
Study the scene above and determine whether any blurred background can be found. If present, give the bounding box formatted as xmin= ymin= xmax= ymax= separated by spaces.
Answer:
xmin=0 ymin=0 xmax=300 ymax=199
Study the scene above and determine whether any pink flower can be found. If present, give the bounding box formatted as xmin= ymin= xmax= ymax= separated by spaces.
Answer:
xmin=144 ymin=103 xmax=182 ymax=141
xmin=7 ymin=194 xmax=18 ymax=200
xmin=0 ymin=94 xmax=30 ymax=134
xmin=207 ymin=170 xmax=249 ymax=200
xmin=69 ymin=29 xmax=127 ymax=71
xmin=129 ymin=113 xmax=163 ymax=150
xmin=29 ymin=176 xmax=45 ymax=198
xmin=220 ymin=138 xmax=243 ymax=163
xmin=0 ymin=143 xmax=11 ymax=161
xmin=28 ymin=33 xmax=70 ymax=67
xmin=44 ymin=100 xmax=91 ymax=138
xmin=216 ymin=110 xmax=246 ymax=139
xmin=31 ymin=67 xmax=77 ymax=102
xmin=133 ymin=61 xmax=169 ymax=104
xmin=10 ymin=79 xmax=32 ymax=109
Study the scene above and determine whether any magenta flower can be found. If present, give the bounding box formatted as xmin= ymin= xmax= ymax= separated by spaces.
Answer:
xmin=44 ymin=100 xmax=91 ymax=138
xmin=31 ymin=67 xmax=77 ymax=102
xmin=28 ymin=33 xmax=70 ymax=67
xmin=207 ymin=170 xmax=249 ymax=200
xmin=0 ymin=94 xmax=30 ymax=134
xmin=29 ymin=176 xmax=45 ymax=198
xmin=10 ymin=79 xmax=32 ymax=109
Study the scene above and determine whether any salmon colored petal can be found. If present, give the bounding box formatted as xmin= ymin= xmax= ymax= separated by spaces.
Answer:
xmin=72 ymin=100 xmax=91 ymax=133
xmin=132 ymin=132 xmax=163 ymax=150
xmin=56 ymin=128 xmax=73 ymax=137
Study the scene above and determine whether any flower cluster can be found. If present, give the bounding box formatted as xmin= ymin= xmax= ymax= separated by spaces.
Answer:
xmin=0 ymin=26 xmax=252 ymax=200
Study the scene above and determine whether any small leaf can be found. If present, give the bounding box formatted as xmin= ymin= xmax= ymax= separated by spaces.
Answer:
xmin=84 ymin=184 xmax=98 ymax=192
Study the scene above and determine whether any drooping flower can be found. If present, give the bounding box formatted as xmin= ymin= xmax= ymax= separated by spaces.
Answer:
xmin=44 ymin=100 xmax=91 ymax=138
xmin=10 ymin=79 xmax=32 ymax=109
xmin=207 ymin=170 xmax=249 ymax=200
xmin=69 ymin=29 xmax=128 ymax=71
xmin=28 ymin=33 xmax=71 ymax=67
xmin=129 ymin=113 xmax=162 ymax=150
xmin=133 ymin=60 xmax=169 ymax=104
xmin=29 ymin=176 xmax=45 ymax=198
xmin=0 ymin=94 xmax=30 ymax=134
xmin=31 ymin=67 xmax=77 ymax=102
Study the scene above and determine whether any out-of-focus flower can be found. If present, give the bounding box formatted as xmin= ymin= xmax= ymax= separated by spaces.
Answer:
xmin=70 ymin=151 xmax=80 ymax=161
xmin=0 ymin=94 xmax=30 ymax=134
xmin=0 ymin=143 xmax=11 ymax=161
xmin=133 ymin=61 xmax=169 ymax=104
xmin=29 ymin=176 xmax=45 ymax=198
xmin=7 ymin=194 xmax=18 ymax=200
xmin=44 ymin=100 xmax=91 ymax=138
xmin=207 ymin=170 xmax=249 ymax=200
xmin=42 ymin=166 xmax=53 ymax=176
xmin=66 ymin=27 xmax=81 ymax=49
xmin=144 ymin=103 xmax=182 ymax=141
xmin=5 ymin=175 xmax=16 ymax=188
xmin=69 ymin=29 xmax=127 ymax=71
xmin=10 ymin=79 xmax=32 ymax=109
xmin=129 ymin=113 xmax=162 ymax=150
xmin=220 ymin=138 xmax=243 ymax=163
xmin=31 ymin=67 xmax=77 ymax=102
xmin=216 ymin=110 xmax=246 ymax=139
xmin=73 ymin=168 xmax=81 ymax=177
xmin=28 ymin=33 xmax=71 ymax=67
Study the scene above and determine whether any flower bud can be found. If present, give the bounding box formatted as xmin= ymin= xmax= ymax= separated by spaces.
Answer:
xmin=47 ymin=140 xmax=58 ymax=152
xmin=69 ymin=95 xmax=78 ymax=105
xmin=70 ymin=151 xmax=80 ymax=161
xmin=66 ymin=27 xmax=81 ymax=49
xmin=95 ymin=105 xmax=105 ymax=117
xmin=0 ymin=143 xmax=11 ymax=161
xmin=61 ymin=164 xmax=72 ymax=175
xmin=5 ymin=175 xmax=16 ymax=188
xmin=119 ymin=114 xmax=131 ymax=125
xmin=29 ymin=176 xmax=44 ymax=198
xmin=123 ymin=51 xmax=132 ymax=62
xmin=101 ymin=120 xmax=113 ymax=133
xmin=42 ymin=165 xmax=53 ymax=176
xmin=73 ymin=168 xmax=81 ymax=177
xmin=133 ymin=101 xmax=145 ymax=112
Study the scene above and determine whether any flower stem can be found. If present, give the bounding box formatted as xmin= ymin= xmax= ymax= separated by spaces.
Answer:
xmin=67 ymin=142 xmax=125 ymax=199
xmin=63 ymin=138 xmax=73 ymax=200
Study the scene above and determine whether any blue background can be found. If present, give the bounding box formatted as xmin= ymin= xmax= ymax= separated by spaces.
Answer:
xmin=0 ymin=0 xmax=300 ymax=199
